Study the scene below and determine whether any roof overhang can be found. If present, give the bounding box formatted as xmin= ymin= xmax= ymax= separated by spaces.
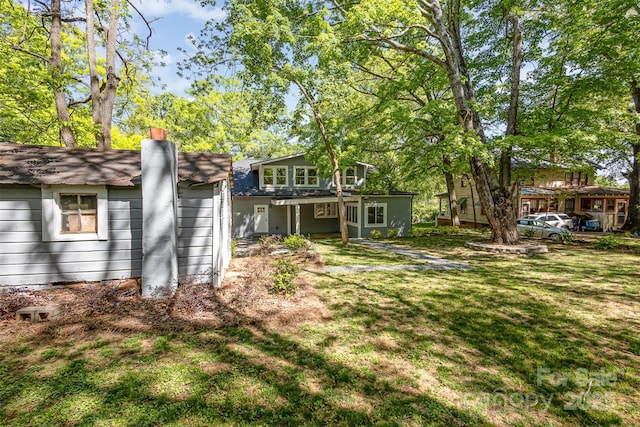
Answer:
xmin=271 ymin=195 xmax=360 ymax=205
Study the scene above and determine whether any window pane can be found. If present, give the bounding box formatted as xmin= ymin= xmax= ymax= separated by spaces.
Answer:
xmin=276 ymin=168 xmax=287 ymax=185
xmin=60 ymin=194 xmax=97 ymax=233
xmin=368 ymin=207 xmax=375 ymax=224
xmin=376 ymin=206 xmax=384 ymax=224
xmin=263 ymin=168 xmax=274 ymax=185
xmin=61 ymin=194 xmax=78 ymax=210
xmin=80 ymin=195 xmax=97 ymax=209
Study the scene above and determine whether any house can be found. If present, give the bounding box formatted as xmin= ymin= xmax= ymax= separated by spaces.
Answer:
xmin=231 ymin=154 xmax=415 ymax=238
xmin=0 ymin=139 xmax=232 ymax=296
xmin=437 ymin=163 xmax=630 ymax=231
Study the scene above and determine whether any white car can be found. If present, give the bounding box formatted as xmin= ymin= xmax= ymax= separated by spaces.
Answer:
xmin=517 ymin=218 xmax=572 ymax=240
xmin=525 ymin=212 xmax=573 ymax=230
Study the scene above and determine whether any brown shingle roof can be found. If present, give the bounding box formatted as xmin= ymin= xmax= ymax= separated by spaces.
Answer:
xmin=0 ymin=143 xmax=231 ymax=187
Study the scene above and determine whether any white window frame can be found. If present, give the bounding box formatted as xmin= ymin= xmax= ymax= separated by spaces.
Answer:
xmin=342 ymin=167 xmax=357 ymax=187
xmin=314 ymin=202 xmax=338 ymax=219
xmin=260 ymin=166 xmax=288 ymax=188
xmin=365 ymin=202 xmax=387 ymax=228
xmin=41 ymin=185 xmax=108 ymax=241
xmin=346 ymin=203 xmax=358 ymax=226
xmin=293 ymin=166 xmax=319 ymax=187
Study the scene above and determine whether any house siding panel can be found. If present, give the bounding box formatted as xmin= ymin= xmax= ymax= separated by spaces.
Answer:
xmin=177 ymin=183 xmax=213 ymax=279
xmin=0 ymin=184 xmax=142 ymax=286
xmin=361 ymin=196 xmax=412 ymax=238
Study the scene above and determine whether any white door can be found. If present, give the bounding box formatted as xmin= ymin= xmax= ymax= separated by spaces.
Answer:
xmin=254 ymin=205 xmax=269 ymax=233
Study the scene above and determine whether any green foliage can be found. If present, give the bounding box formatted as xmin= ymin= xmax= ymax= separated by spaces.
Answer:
xmin=271 ymin=258 xmax=300 ymax=296
xmin=231 ymin=239 xmax=238 ymax=257
xmin=592 ymin=236 xmax=620 ymax=250
xmin=283 ymin=235 xmax=309 ymax=252
xmin=386 ymin=228 xmax=399 ymax=238
xmin=558 ymin=232 xmax=574 ymax=245
xmin=523 ymin=228 xmax=537 ymax=239
xmin=369 ymin=229 xmax=382 ymax=239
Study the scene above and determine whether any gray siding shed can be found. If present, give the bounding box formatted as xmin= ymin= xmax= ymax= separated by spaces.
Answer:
xmin=0 ymin=142 xmax=232 ymax=291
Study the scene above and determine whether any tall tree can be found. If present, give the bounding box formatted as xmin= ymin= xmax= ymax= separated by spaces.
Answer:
xmin=187 ymin=0 xmax=354 ymax=244
xmin=85 ymin=0 xmax=121 ymax=150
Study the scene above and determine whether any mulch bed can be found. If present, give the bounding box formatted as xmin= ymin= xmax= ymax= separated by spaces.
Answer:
xmin=0 ymin=253 xmax=329 ymax=343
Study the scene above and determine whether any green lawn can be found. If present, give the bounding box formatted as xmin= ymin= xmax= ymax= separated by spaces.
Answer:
xmin=1 ymin=233 xmax=638 ymax=426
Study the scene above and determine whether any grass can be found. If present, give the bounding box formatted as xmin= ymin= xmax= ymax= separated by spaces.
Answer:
xmin=1 ymin=232 xmax=639 ymax=426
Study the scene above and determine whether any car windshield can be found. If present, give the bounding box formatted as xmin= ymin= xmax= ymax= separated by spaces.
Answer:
xmin=558 ymin=214 xmax=570 ymax=219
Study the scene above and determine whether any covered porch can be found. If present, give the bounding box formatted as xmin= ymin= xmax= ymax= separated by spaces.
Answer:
xmin=271 ymin=195 xmax=360 ymax=236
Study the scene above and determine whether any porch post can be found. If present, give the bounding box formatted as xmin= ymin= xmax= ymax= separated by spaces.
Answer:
xmin=295 ymin=204 xmax=301 ymax=235
xmin=287 ymin=205 xmax=292 ymax=235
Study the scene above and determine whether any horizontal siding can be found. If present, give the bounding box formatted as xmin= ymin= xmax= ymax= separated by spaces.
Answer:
xmin=177 ymin=185 xmax=213 ymax=278
xmin=0 ymin=183 xmax=223 ymax=286
xmin=0 ymin=185 xmax=142 ymax=286
xmin=1 ymin=240 xmax=141 ymax=255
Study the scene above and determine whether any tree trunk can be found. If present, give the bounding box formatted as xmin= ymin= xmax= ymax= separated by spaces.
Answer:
xmin=294 ymin=80 xmax=349 ymax=245
xmin=100 ymin=0 xmax=120 ymax=150
xmin=50 ymin=0 xmax=77 ymax=147
xmin=427 ymin=0 xmax=519 ymax=243
xmin=85 ymin=0 xmax=120 ymax=150
xmin=443 ymin=156 xmax=460 ymax=227
xmin=623 ymin=80 xmax=640 ymax=231
xmin=85 ymin=0 xmax=102 ymax=142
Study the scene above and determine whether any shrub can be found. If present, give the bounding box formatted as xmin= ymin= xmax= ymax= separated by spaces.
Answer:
xmin=408 ymin=228 xmax=426 ymax=237
xmin=592 ymin=236 xmax=619 ymax=250
xmin=231 ymin=239 xmax=238 ymax=257
xmin=438 ymin=226 xmax=460 ymax=235
xmin=283 ymin=234 xmax=308 ymax=252
xmin=523 ymin=228 xmax=537 ymax=239
xmin=271 ymin=258 xmax=300 ymax=295
xmin=387 ymin=228 xmax=399 ymax=238
xmin=370 ymin=229 xmax=382 ymax=239
xmin=559 ymin=231 xmax=574 ymax=244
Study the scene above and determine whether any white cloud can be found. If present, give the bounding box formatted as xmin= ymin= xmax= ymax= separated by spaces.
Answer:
xmin=132 ymin=0 xmax=226 ymax=22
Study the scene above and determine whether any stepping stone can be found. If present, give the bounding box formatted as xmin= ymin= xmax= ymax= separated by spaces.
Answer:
xmin=16 ymin=306 xmax=61 ymax=322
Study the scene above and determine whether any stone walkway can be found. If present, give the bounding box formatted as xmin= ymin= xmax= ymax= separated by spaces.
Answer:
xmin=316 ymin=239 xmax=473 ymax=273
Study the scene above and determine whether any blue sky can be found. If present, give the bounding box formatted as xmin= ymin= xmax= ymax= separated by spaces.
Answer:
xmin=131 ymin=0 xmax=226 ymax=95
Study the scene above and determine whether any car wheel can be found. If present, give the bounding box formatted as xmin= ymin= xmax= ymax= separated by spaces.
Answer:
xmin=549 ymin=233 xmax=559 ymax=240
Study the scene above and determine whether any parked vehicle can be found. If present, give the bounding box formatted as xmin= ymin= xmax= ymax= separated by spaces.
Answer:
xmin=517 ymin=218 xmax=572 ymax=240
xmin=525 ymin=212 xmax=573 ymax=229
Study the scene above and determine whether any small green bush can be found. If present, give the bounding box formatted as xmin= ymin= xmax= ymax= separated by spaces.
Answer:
xmin=523 ymin=228 xmax=537 ymax=239
xmin=408 ymin=228 xmax=426 ymax=237
xmin=370 ymin=229 xmax=382 ymax=239
xmin=438 ymin=226 xmax=460 ymax=235
xmin=592 ymin=236 xmax=619 ymax=250
xmin=284 ymin=234 xmax=308 ymax=251
xmin=231 ymin=239 xmax=238 ymax=257
xmin=387 ymin=228 xmax=399 ymax=238
xmin=272 ymin=258 xmax=300 ymax=295
xmin=559 ymin=231 xmax=574 ymax=244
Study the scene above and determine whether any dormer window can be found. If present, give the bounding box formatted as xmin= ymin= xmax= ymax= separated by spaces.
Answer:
xmin=343 ymin=167 xmax=357 ymax=186
xmin=294 ymin=167 xmax=318 ymax=187
xmin=261 ymin=166 xmax=288 ymax=187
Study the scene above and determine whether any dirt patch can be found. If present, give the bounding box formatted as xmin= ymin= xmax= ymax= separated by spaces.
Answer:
xmin=0 ymin=253 xmax=329 ymax=344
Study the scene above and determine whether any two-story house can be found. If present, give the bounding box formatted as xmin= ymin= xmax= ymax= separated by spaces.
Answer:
xmin=437 ymin=164 xmax=630 ymax=231
xmin=232 ymin=154 xmax=415 ymax=238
